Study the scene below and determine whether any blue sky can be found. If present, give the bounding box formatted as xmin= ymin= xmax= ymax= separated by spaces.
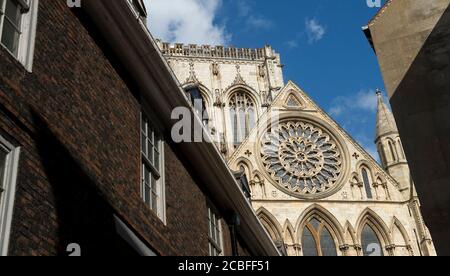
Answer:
xmin=145 ymin=0 xmax=389 ymax=161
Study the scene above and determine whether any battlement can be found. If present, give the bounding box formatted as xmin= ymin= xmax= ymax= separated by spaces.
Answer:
xmin=157 ymin=40 xmax=279 ymax=61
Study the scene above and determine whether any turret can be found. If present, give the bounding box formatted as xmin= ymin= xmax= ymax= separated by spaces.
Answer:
xmin=375 ymin=90 xmax=411 ymax=197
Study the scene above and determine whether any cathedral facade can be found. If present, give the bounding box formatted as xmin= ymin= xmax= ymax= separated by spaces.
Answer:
xmin=158 ymin=41 xmax=436 ymax=256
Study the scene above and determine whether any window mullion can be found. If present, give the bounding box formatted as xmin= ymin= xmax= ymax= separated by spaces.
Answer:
xmin=309 ymin=224 xmax=321 ymax=256
xmin=3 ymin=15 xmax=22 ymax=33
xmin=316 ymin=225 xmax=323 ymax=256
xmin=245 ymin=111 xmax=250 ymax=137
xmin=0 ymin=10 xmax=5 ymax=38
xmin=142 ymin=156 xmax=160 ymax=179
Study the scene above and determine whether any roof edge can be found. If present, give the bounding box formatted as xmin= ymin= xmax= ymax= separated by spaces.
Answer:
xmin=367 ymin=0 xmax=395 ymax=27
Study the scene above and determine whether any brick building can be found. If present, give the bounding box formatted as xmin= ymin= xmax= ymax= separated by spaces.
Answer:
xmin=0 ymin=0 xmax=279 ymax=256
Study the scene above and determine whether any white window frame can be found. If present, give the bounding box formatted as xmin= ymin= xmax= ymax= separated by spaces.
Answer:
xmin=114 ymin=215 xmax=157 ymax=256
xmin=207 ymin=206 xmax=224 ymax=256
xmin=0 ymin=0 xmax=38 ymax=72
xmin=0 ymin=135 xmax=20 ymax=256
xmin=140 ymin=111 xmax=166 ymax=224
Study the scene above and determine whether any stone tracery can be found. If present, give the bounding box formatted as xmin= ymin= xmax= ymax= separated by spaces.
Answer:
xmin=261 ymin=120 xmax=342 ymax=196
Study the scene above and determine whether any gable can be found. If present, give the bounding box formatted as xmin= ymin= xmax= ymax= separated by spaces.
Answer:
xmin=228 ymin=81 xmax=405 ymax=202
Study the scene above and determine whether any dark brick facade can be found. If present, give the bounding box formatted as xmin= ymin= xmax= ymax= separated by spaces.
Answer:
xmin=0 ymin=0 xmax=251 ymax=256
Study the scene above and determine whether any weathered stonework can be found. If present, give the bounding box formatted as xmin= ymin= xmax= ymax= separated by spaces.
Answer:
xmin=162 ymin=41 xmax=437 ymax=256
xmin=158 ymin=41 xmax=284 ymax=157
xmin=365 ymin=0 xmax=450 ymax=255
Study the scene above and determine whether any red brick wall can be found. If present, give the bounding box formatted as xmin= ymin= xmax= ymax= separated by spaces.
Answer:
xmin=0 ymin=0 xmax=224 ymax=256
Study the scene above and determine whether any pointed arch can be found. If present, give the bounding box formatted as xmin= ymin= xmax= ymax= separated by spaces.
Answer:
xmin=343 ymin=221 xmax=357 ymax=246
xmin=233 ymin=156 xmax=253 ymax=169
xmin=295 ymin=204 xmax=345 ymax=244
xmin=284 ymin=91 xmax=305 ymax=109
xmin=390 ymin=217 xmax=413 ymax=256
xmin=357 ymin=161 xmax=375 ymax=200
xmin=256 ymin=207 xmax=283 ymax=242
xmin=377 ymin=141 xmax=388 ymax=167
xmin=234 ymin=157 xmax=253 ymax=180
xmin=224 ymin=84 xmax=261 ymax=108
xmin=252 ymin=170 xmax=263 ymax=182
xmin=356 ymin=160 xmax=376 ymax=178
xmin=388 ymin=139 xmax=398 ymax=162
xmin=283 ymin=220 xmax=296 ymax=244
xmin=349 ymin=172 xmax=361 ymax=188
xmin=295 ymin=204 xmax=344 ymax=256
xmin=283 ymin=220 xmax=297 ymax=256
xmin=356 ymin=208 xmax=392 ymax=256
xmin=343 ymin=221 xmax=359 ymax=256
xmin=226 ymin=86 xmax=260 ymax=146
xmin=395 ymin=137 xmax=405 ymax=159
xmin=182 ymin=82 xmax=213 ymax=107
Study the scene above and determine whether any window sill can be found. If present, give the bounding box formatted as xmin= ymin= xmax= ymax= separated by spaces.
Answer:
xmin=0 ymin=43 xmax=32 ymax=73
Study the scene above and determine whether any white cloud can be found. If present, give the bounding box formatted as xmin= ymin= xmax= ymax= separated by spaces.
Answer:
xmin=285 ymin=40 xmax=299 ymax=49
xmin=246 ymin=15 xmax=274 ymax=30
xmin=144 ymin=0 xmax=230 ymax=45
xmin=329 ymin=89 xmax=378 ymax=117
xmin=329 ymin=89 xmax=382 ymax=164
xmin=305 ymin=18 xmax=326 ymax=44
xmin=236 ymin=1 xmax=273 ymax=31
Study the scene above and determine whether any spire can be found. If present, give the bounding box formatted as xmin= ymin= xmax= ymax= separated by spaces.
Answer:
xmin=376 ymin=90 xmax=398 ymax=139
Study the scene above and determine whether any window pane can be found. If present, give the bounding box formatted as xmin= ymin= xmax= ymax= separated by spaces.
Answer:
xmin=151 ymin=190 xmax=158 ymax=213
xmin=154 ymin=144 xmax=160 ymax=171
xmin=320 ymin=227 xmax=337 ymax=256
xmin=5 ymin=0 xmax=21 ymax=27
xmin=149 ymin=128 xmax=154 ymax=145
xmin=302 ymin=227 xmax=318 ymax=256
xmin=147 ymin=138 xmax=153 ymax=163
xmin=389 ymin=142 xmax=397 ymax=161
xmin=144 ymin=165 xmax=150 ymax=184
xmin=1 ymin=19 xmax=20 ymax=56
xmin=310 ymin=218 xmax=321 ymax=231
xmin=248 ymin=108 xmax=255 ymax=132
xmin=0 ymin=148 xmax=8 ymax=190
xmin=238 ymin=108 xmax=246 ymax=142
xmin=362 ymin=225 xmax=384 ymax=256
xmin=362 ymin=169 xmax=373 ymax=199
xmin=208 ymin=207 xmax=222 ymax=256
xmin=144 ymin=182 xmax=150 ymax=205
xmin=208 ymin=221 xmax=213 ymax=240
xmin=230 ymin=108 xmax=237 ymax=145
xmin=141 ymin=132 xmax=147 ymax=155
xmin=215 ymin=224 xmax=221 ymax=244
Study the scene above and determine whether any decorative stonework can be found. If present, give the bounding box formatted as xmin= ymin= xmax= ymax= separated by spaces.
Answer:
xmin=185 ymin=62 xmax=200 ymax=85
xmin=261 ymin=120 xmax=343 ymax=197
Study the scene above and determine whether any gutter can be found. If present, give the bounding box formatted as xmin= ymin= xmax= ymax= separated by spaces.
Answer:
xmin=81 ymin=0 xmax=280 ymax=256
xmin=362 ymin=25 xmax=375 ymax=52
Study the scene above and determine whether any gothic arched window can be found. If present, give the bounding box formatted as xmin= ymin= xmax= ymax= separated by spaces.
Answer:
xmin=185 ymin=86 xmax=209 ymax=126
xmin=361 ymin=168 xmax=373 ymax=199
xmin=397 ymin=138 xmax=405 ymax=159
xmin=229 ymin=92 xmax=255 ymax=146
xmin=361 ymin=224 xmax=384 ymax=256
xmin=301 ymin=218 xmax=338 ymax=256
xmin=388 ymin=141 xmax=397 ymax=162
xmin=377 ymin=143 xmax=387 ymax=167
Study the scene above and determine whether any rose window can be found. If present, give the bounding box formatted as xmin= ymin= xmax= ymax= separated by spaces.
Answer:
xmin=261 ymin=121 xmax=342 ymax=196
